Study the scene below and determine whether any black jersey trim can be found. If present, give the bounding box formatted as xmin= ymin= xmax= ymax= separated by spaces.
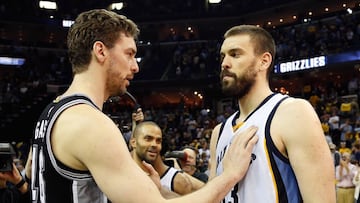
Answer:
xmin=45 ymin=95 xmax=99 ymax=180
xmin=217 ymin=93 xmax=277 ymax=147
xmin=231 ymin=93 xmax=277 ymax=127
xmin=171 ymin=170 xmax=180 ymax=192
xmin=264 ymin=95 xmax=289 ymax=203
xmin=265 ymin=96 xmax=290 ymax=163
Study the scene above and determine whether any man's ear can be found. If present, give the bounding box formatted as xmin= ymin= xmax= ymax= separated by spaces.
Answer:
xmin=259 ymin=52 xmax=272 ymax=71
xmin=130 ymin=137 xmax=136 ymax=149
xmin=92 ymin=41 xmax=106 ymax=63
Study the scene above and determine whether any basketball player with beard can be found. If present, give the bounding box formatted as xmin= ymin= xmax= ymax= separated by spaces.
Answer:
xmin=130 ymin=121 xmax=205 ymax=197
xmin=209 ymin=25 xmax=335 ymax=203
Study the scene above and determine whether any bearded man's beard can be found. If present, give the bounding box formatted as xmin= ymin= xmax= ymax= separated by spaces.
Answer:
xmin=220 ymin=69 xmax=256 ymax=99
xmin=106 ymin=59 xmax=124 ymax=97
xmin=137 ymin=149 xmax=156 ymax=164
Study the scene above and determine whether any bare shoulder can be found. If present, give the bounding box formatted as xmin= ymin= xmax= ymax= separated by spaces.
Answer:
xmin=275 ymin=97 xmax=320 ymax=125
xmin=278 ymin=97 xmax=314 ymax=113
xmin=52 ymin=103 xmax=126 ymax=170
xmin=273 ymin=97 xmax=335 ymax=202
xmin=271 ymin=97 xmax=324 ymax=156
xmin=54 ymin=103 xmax=120 ymax=143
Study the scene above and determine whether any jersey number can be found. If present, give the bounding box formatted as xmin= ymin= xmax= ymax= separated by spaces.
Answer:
xmin=222 ymin=183 xmax=239 ymax=203
xmin=31 ymin=144 xmax=46 ymax=203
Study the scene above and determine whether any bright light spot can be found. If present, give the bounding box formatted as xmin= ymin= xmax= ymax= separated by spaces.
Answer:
xmin=39 ymin=1 xmax=57 ymax=10
xmin=111 ymin=2 xmax=123 ymax=10
xmin=347 ymin=8 xmax=353 ymax=14
xmin=63 ymin=20 xmax=74 ymax=27
xmin=209 ymin=0 xmax=221 ymax=3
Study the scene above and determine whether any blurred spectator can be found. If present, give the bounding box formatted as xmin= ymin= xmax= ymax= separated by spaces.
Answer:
xmin=339 ymin=141 xmax=352 ymax=155
xmin=0 ymin=162 xmax=30 ymax=203
xmin=179 ymin=146 xmax=208 ymax=183
xmin=329 ymin=143 xmax=341 ymax=167
xmin=336 ymin=152 xmax=357 ymax=203
xmin=340 ymin=118 xmax=354 ymax=145
xmin=329 ymin=108 xmax=341 ymax=146
xmin=352 ymin=141 xmax=360 ymax=166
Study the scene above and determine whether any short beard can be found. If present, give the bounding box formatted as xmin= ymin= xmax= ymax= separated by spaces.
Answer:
xmin=220 ymin=67 xmax=256 ymax=99
xmin=106 ymin=60 xmax=125 ymax=97
xmin=137 ymin=151 xmax=156 ymax=165
xmin=221 ymin=78 xmax=253 ymax=99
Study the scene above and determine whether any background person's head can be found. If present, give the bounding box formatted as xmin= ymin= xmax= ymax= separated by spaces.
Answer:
xmin=130 ymin=121 xmax=163 ymax=164
xmin=341 ymin=152 xmax=351 ymax=163
xmin=329 ymin=143 xmax=337 ymax=152
xmin=179 ymin=146 xmax=198 ymax=175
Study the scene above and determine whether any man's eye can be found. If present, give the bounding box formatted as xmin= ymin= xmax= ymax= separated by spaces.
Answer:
xmin=231 ymin=53 xmax=240 ymax=57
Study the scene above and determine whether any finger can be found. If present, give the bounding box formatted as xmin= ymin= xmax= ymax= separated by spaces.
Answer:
xmin=232 ymin=126 xmax=258 ymax=149
xmin=142 ymin=161 xmax=158 ymax=176
xmin=245 ymin=133 xmax=259 ymax=149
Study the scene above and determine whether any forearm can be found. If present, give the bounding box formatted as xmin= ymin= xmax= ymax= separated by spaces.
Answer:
xmin=13 ymin=177 xmax=29 ymax=194
xmin=169 ymin=172 xmax=237 ymax=203
xmin=17 ymin=181 xmax=29 ymax=194
xmin=160 ymin=187 xmax=180 ymax=199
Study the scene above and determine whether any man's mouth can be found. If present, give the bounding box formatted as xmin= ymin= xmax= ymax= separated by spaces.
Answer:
xmin=147 ymin=151 xmax=157 ymax=157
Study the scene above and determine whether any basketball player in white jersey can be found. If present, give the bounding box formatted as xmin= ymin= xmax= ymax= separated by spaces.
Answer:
xmin=130 ymin=121 xmax=204 ymax=196
xmin=209 ymin=25 xmax=335 ymax=203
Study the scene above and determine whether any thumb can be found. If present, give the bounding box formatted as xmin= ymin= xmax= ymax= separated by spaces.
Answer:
xmin=142 ymin=161 xmax=157 ymax=175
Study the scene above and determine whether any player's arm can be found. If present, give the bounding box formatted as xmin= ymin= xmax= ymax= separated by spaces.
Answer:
xmin=184 ymin=172 xmax=205 ymax=191
xmin=173 ymin=172 xmax=193 ymax=195
xmin=55 ymin=105 xmax=259 ymax=203
xmin=160 ymin=187 xmax=180 ymax=199
xmin=209 ymin=124 xmax=221 ymax=180
xmin=24 ymin=148 xmax=32 ymax=180
xmin=273 ymin=98 xmax=336 ymax=203
xmin=52 ymin=105 xmax=164 ymax=202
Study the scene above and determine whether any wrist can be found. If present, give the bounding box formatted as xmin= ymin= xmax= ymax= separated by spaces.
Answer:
xmin=15 ymin=178 xmax=26 ymax=189
xmin=25 ymin=174 xmax=31 ymax=183
xmin=223 ymin=170 xmax=242 ymax=184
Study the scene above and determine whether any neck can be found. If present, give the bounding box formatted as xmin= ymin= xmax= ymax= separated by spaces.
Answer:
xmin=237 ymin=84 xmax=272 ymax=121
xmin=63 ymin=72 xmax=107 ymax=110
xmin=131 ymin=151 xmax=149 ymax=172
xmin=153 ymin=157 xmax=169 ymax=177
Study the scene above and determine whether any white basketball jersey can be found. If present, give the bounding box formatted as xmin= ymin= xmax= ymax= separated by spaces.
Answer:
xmin=216 ymin=93 xmax=302 ymax=203
xmin=160 ymin=167 xmax=180 ymax=192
